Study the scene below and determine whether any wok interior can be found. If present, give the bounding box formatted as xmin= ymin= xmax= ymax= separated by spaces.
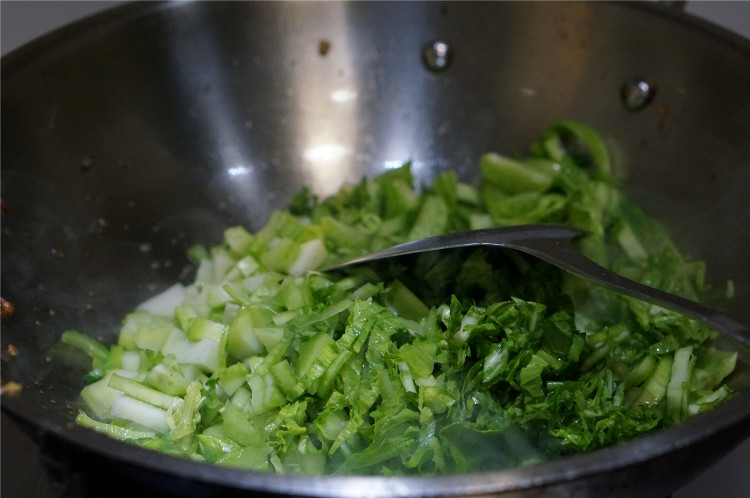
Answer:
xmin=2 ymin=0 xmax=750 ymax=492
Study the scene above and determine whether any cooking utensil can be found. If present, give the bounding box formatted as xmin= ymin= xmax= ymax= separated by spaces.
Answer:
xmin=3 ymin=1 xmax=750 ymax=497
xmin=324 ymin=225 xmax=750 ymax=348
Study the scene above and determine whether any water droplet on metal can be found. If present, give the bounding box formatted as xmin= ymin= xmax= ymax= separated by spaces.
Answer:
xmin=422 ymin=41 xmax=452 ymax=72
xmin=621 ymin=79 xmax=656 ymax=111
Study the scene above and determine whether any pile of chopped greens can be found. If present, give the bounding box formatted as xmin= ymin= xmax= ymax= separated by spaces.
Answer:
xmin=62 ymin=121 xmax=737 ymax=475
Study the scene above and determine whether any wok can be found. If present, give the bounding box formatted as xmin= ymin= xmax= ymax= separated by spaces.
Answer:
xmin=2 ymin=1 xmax=750 ymax=496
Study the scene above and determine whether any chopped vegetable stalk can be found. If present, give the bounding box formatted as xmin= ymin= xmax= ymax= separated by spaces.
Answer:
xmin=111 ymin=395 xmax=170 ymax=433
xmin=136 ymin=283 xmax=187 ymax=316
xmin=76 ymin=411 xmax=156 ymax=440
xmin=666 ymin=346 xmax=695 ymax=422
xmin=108 ymin=373 xmax=181 ymax=410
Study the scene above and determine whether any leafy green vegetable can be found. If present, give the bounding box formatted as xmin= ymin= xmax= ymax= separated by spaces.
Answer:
xmin=63 ymin=121 xmax=739 ymax=476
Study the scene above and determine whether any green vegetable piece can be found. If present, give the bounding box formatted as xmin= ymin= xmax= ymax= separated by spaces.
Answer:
xmin=688 ymin=385 xmax=734 ymax=416
xmin=247 ymin=372 xmax=286 ymax=415
xmin=480 ymin=152 xmax=553 ymax=194
xmin=187 ymin=317 xmax=226 ymax=342
xmin=227 ymin=306 xmax=274 ymax=359
xmin=408 ymin=195 xmax=449 ymax=241
xmin=145 ymin=359 xmax=200 ymax=396
xmin=279 ymin=439 xmax=327 ymax=475
xmin=109 ymin=373 xmax=181 ymax=410
xmin=224 ymin=226 xmax=254 ymax=255
xmin=399 ymin=341 xmax=437 ymax=380
xmin=623 ymin=356 xmax=657 ymax=388
xmin=117 ymin=311 xmax=176 ymax=352
xmin=80 ymin=372 xmax=126 ymax=420
xmin=215 ymin=362 xmax=250 ymax=397
xmin=519 ymin=354 xmax=549 ymax=398
xmin=536 ymin=120 xmax=612 ymax=180
xmin=482 ymin=343 xmax=508 ymax=384
xmin=421 ymin=385 xmax=455 ymax=414
xmin=274 ymin=276 xmax=313 ymax=311
xmin=260 ymin=238 xmax=300 ymax=273
xmin=440 ymin=422 xmax=540 ymax=473
xmin=295 ymin=298 xmax=353 ymax=331
xmin=270 ymin=360 xmax=305 ymax=399
xmin=216 ymin=445 xmax=272 ymax=471
xmin=633 ymin=356 xmax=672 ymax=407
xmin=222 ymin=403 xmax=273 ymax=447
xmin=692 ymin=348 xmax=737 ymax=390
xmin=76 ymin=411 xmax=156 ymax=440
xmin=666 ymin=346 xmax=695 ymax=423
xmin=170 ymin=381 xmax=204 ymax=440
xmin=316 ymin=350 xmax=353 ymax=399
xmin=110 ymin=394 xmax=170 ymax=433
xmin=288 ymin=239 xmax=329 ymax=277
xmin=295 ymin=332 xmax=335 ymax=378
xmin=196 ymin=432 xmax=239 ymax=463
xmin=384 ymin=280 xmax=430 ymax=321
xmin=321 ymin=216 xmax=370 ymax=253
xmin=61 ymin=330 xmax=109 ymax=364
xmin=382 ymin=177 xmax=419 ymax=219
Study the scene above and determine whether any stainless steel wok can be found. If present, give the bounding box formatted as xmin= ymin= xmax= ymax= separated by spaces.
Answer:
xmin=2 ymin=2 xmax=750 ymax=496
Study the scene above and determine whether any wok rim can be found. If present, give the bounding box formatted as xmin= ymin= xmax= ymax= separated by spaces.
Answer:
xmin=2 ymin=0 xmax=750 ymax=495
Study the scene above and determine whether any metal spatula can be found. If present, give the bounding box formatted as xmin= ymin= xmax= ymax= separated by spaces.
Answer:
xmin=324 ymin=224 xmax=750 ymax=348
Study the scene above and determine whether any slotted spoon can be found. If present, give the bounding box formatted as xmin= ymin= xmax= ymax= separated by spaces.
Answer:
xmin=325 ymin=224 xmax=750 ymax=347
